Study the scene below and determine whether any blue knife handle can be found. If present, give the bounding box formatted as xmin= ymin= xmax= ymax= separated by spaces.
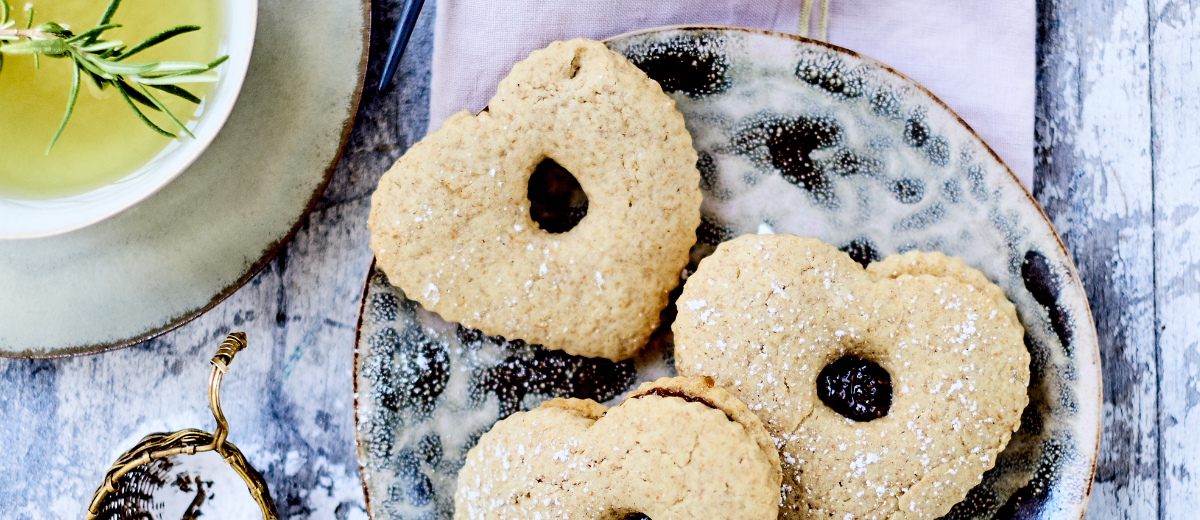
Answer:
xmin=378 ymin=0 xmax=427 ymax=92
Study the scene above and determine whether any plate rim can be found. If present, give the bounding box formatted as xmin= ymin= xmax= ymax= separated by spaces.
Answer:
xmin=352 ymin=256 xmax=378 ymax=520
xmin=0 ymin=0 xmax=373 ymax=359
xmin=351 ymin=25 xmax=1101 ymax=519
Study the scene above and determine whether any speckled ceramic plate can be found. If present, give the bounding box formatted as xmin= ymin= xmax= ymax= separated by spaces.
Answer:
xmin=353 ymin=27 xmax=1100 ymax=519
xmin=0 ymin=0 xmax=369 ymax=357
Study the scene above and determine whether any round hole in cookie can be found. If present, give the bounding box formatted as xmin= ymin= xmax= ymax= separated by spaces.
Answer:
xmin=817 ymin=355 xmax=892 ymax=422
xmin=621 ymin=514 xmax=650 ymax=520
xmin=528 ymin=158 xmax=589 ymax=233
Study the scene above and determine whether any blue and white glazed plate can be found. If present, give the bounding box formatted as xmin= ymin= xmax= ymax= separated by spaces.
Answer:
xmin=353 ymin=26 xmax=1100 ymax=520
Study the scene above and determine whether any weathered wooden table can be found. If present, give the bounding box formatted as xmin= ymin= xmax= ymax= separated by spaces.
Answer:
xmin=0 ymin=1 xmax=1195 ymax=518
xmin=1037 ymin=0 xmax=1200 ymax=518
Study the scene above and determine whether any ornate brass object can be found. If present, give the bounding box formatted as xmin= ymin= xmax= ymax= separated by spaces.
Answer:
xmin=86 ymin=332 xmax=279 ymax=520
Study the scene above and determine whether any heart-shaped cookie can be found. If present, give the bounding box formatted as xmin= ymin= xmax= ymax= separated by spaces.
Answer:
xmin=368 ymin=39 xmax=701 ymax=361
xmin=454 ymin=377 xmax=781 ymax=520
xmin=673 ymin=234 xmax=1029 ymax=520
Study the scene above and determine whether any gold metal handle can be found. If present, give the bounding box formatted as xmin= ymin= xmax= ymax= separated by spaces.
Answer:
xmin=208 ymin=331 xmax=245 ymax=452
xmin=86 ymin=332 xmax=278 ymax=520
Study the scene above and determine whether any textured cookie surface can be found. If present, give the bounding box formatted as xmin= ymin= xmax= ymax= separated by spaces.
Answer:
xmin=368 ymin=39 xmax=701 ymax=360
xmin=673 ymin=234 xmax=1030 ymax=520
xmin=453 ymin=377 xmax=781 ymax=520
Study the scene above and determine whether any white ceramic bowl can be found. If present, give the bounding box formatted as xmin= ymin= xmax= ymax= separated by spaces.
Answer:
xmin=0 ymin=0 xmax=257 ymax=239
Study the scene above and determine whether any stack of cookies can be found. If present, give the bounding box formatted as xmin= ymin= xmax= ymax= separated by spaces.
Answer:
xmin=369 ymin=38 xmax=1030 ymax=520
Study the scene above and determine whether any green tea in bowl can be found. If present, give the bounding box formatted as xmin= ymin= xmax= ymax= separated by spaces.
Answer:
xmin=1 ymin=0 xmax=220 ymax=199
xmin=0 ymin=0 xmax=257 ymax=238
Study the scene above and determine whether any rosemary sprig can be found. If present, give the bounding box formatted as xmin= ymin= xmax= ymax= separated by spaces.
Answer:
xmin=0 ymin=0 xmax=228 ymax=153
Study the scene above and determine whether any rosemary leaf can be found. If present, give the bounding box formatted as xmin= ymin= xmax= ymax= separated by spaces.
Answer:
xmin=117 ymin=79 xmax=161 ymax=111
xmin=71 ymin=50 xmax=110 ymax=78
xmin=133 ymin=82 xmax=193 ymax=138
xmin=146 ymin=83 xmax=200 ymax=104
xmin=80 ymin=40 xmax=123 ymax=54
xmin=86 ymin=69 xmax=108 ymax=90
xmin=45 ymin=63 xmax=80 ymax=154
xmin=88 ymin=0 xmax=121 ymax=45
xmin=117 ymin=25 xmax=199 ymax=61
xmin=25 ymin=3 xmax=37 ymax=68
xmin=36 ymin=21 xmax=70 ymax=36
xmin=89 ymin=55 xmax=156 ymax=75
xmin=116 ymin=83 xmax=175 ymax=138
xmin=2 ymin=38 xmax=70 ymax=56
xmin=1 ymin=0 xmax=9 ymax=26
xmin=135 ymin=74 xmax=218 ymax=85
xmin=143 ymin=61 xmax=209 ymax=73
xmin=66 ymin=23 xmax=121 ymax=44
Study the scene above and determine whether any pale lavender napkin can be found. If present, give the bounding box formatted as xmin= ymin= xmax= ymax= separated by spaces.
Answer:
xmin=429 ymin=0 xmax=1034 ymax=187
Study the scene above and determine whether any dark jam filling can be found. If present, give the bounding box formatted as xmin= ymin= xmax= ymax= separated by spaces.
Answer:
xmin=633 ymin=388 xmax=732 ymax=422
xmin=817 ymin=355 xmax=892 ymax=422
xmin=528 ymin=158 xmax=588 ymax=233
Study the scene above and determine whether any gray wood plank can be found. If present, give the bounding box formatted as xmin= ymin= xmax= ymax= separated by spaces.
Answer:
xmin=1149 ymin=0 xmax=1200 ymax=516
xmin=1035 ymin=1 xmax=1159 ymax=519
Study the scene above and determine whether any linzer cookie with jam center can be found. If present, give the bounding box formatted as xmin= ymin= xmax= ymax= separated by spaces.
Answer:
xmin=673 ymin=234 xmax=1030 ymax=520
xmin=368 ymin=38 xmax=701 ymax=361
xmin=453 ymin=377 xmax=781 ymax=520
